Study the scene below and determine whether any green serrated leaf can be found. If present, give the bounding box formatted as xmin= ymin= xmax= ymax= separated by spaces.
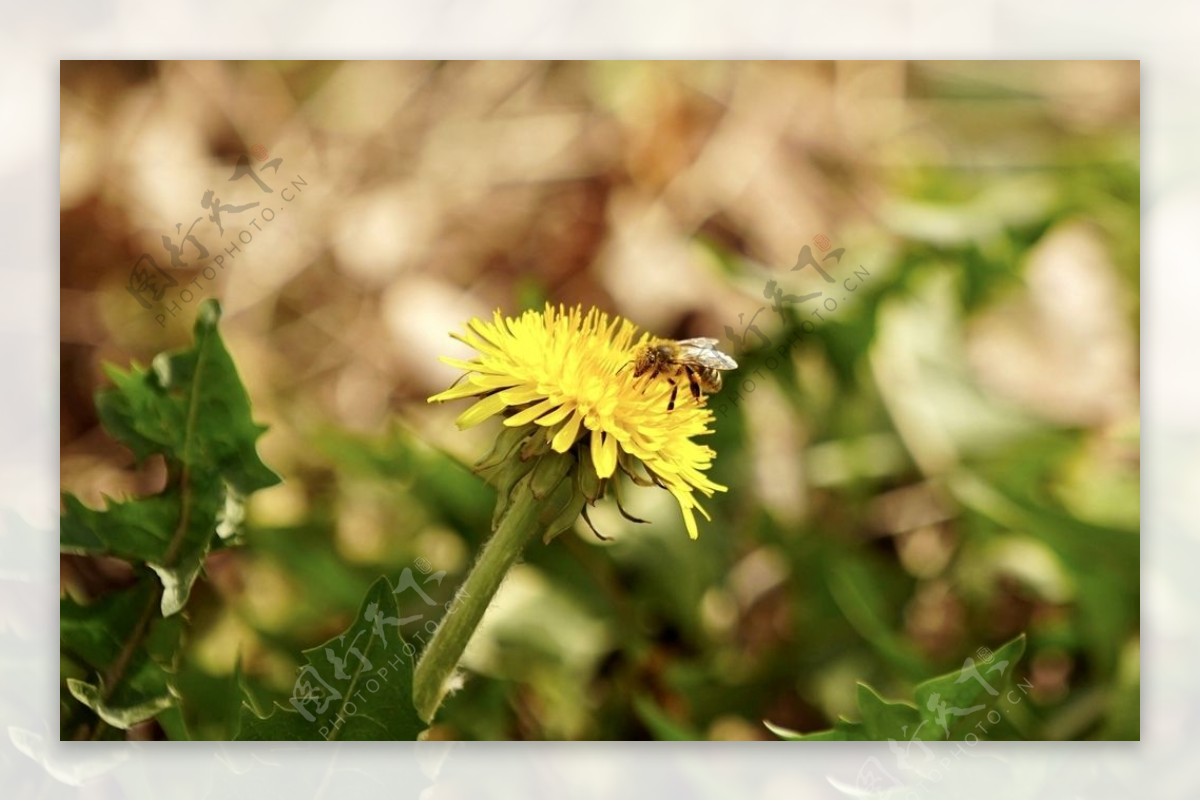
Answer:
xmin=158 ymin=661 xmax=248 ymax=741
xmin=855 ymin=683 xmax=924 ymax=740
xmin=95 ymin=300 xmax=279 ymax=494
xmin=59 ymin=580 xmax=182 ymax=732
xmin=775 ymin=635 xmax=1029 ymax=742
xmin=64 ymin=299 xmax=279 ymax=614
xmin=66 ymin=678 xmax=173 ymax=729
xmin=148 ymin=559 xmax=206 ymax=618
xmin=60 ymin=492 xmax=175 ymax=558
xmin=914 ymin=634 xmax=1027 ymax=740
xmin=765 ymin=717 xmax=869 ymax=741
xmin=61 ymin=300 xmax=282 ymax=737
xmin=62 ymin=483 xmax=251 ymax=571
xmin=94 ymin=365 xmax=166 ymax=463
xmin=61 ymin=478 xmax=226 ymax=617
xmin=235 ymin=577 xmax=425 ymax=741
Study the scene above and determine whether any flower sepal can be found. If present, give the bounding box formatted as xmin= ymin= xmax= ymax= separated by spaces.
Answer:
xmin=473 ymin=424 xmax=530 ymax=476
xmin=479 ymin=425 xmax=570 ymax=530
xmin=539 ymin=471 xmax=587 ymax=545
xmin=529 ymin=448 xmax=573 ymax=501
xmin=575 ymin=450 xmax=604 ymax=503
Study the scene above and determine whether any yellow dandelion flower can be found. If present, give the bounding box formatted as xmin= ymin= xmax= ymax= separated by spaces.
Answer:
xmin=428 ymin=304 xmax=728 ymax=539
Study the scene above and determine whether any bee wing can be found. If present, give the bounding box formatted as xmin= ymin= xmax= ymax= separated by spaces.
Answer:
xmin=676 ymin=338 xmax=738 ymax=370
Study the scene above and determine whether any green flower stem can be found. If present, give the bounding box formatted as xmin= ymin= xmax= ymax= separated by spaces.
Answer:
xmin=412 ymin=463 xmax=561 ymax=723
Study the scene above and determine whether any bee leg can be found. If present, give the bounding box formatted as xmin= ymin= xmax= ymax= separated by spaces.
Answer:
xmin=640 ymin=364 xmax=661 ymax=390
xmin=666 ymin=378 xmax=678 ymax=412
xmin=685 ymin=366 xmax=703 ymax=403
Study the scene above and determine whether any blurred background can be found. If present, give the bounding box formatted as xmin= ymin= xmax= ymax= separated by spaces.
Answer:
xmin=60 ymin=60 xmax=1139 ymax=740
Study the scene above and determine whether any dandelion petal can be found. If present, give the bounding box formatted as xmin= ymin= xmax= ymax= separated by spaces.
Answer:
xmin=551 ymin=410 xmax=584 ymax=452
xmin=455 ymin=393 xmax=510 ymax=429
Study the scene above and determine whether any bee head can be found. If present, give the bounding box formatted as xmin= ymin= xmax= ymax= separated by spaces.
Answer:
xmin=631 ymin=343 xmax=661 ymax=377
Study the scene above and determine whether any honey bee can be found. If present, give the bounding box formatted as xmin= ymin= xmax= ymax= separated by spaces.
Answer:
xmin=630 ymin=337 xmax=738 ymax=411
